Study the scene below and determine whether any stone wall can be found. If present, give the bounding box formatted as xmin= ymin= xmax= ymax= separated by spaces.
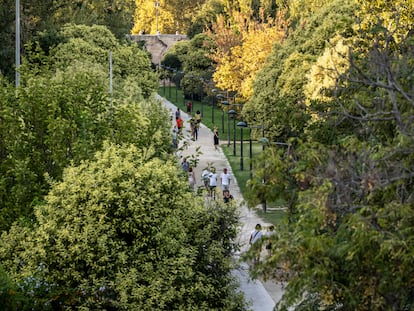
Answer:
xmin=129 ymin=34 xmax=188 ymax=65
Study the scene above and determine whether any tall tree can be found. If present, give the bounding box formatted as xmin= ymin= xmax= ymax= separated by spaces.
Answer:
xmin=0 ymin=143 xmax=245 ymax=310
xmin=247 ymin=0 xmax=414 ymax=309
xmin=0 ymin=24 xmax=160 ymax=231
xmin=132 ymin=0 xmax=207 ymax=34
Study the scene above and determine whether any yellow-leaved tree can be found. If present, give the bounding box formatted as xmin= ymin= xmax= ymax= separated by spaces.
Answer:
xmin=132 ymin=0 xmax=207 ymax=34
xmin=211 ymin=10 xmax=287 ymax=99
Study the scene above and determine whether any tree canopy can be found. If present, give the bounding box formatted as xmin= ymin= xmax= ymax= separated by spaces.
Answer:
xmin=0 ymin=143 xmax=244 ymax=310
xmin=243 ymin=0 xmax=414 ymax=309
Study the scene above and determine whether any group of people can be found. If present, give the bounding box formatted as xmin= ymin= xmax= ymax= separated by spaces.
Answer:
xmin=174 ymin=103 xmax=277 ymax=266
xmin=173 ymin=107 xmax=202 ymax=145
xmin=249 ymin=224 xmax=276 ymax=263
xmin=200 ymin=166 xmax=234 ymax=202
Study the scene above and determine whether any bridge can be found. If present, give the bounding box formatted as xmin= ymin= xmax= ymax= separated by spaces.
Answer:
xmin=129 ymin=34 xmax=188 ymax=65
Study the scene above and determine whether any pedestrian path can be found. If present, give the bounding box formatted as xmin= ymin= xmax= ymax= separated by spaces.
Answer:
xmin=158 ymin=94 xmax=284 ymax=311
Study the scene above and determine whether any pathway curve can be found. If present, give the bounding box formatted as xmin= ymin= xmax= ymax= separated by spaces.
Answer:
xmin=158 ymin=95 xmax=284 ymax=311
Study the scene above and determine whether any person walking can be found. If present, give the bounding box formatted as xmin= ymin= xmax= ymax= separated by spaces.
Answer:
xmin=194 ymin=110 xmax=202 ymax=124
xmin=201 ymin=167 xmax=210 ymax=191
xmin=208 ymin=167 xmax=218 ymax=199
xmin=213 ymin=127 xmax=219 ymax=150
xmin=188 ymin=167 xmax=196 ymax=190
xmin=186 ymin=101 xmax=192 ymax=113
xmin=220 ymin=168 xmax=231 ymax=191
xmin=172 ymin=125 xmax=178 ymax=149
xmin=249 ymin=224 xmax=264 ymax=263
xmin=265 ymin=225 xmax=276 ymax=256
xmin=176 ymin=116 xmax=183 ymax=133
xmin=189 ymin=118 xmax=196 ymax=140
xmin=181 ymin=157 xmax=189 ymax=172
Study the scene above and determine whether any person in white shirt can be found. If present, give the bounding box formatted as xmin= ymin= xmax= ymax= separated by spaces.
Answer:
xmin=201 ymin=168 xmax=210 ymax=191
xmin=220 ymin=168 xmax=231 ymax=191
xmin=208 ymin=168 xmax=218 ymax=199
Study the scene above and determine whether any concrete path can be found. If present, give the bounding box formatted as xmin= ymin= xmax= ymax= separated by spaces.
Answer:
xmin=158 ymin=95 xmax=284 ymax=311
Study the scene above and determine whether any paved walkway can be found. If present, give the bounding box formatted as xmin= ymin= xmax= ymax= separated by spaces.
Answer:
xmin=158 ymin=95 xmax=284 ymax=311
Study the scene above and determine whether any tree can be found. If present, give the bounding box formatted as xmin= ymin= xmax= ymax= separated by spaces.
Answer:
xmin=0 ymin=143 xmax=246 ymax=310
xmin=132 ymin=0 xmax=207 ymax=35
xmin=161 ymin=33 xmax=216 ymax=99
xmin=0 ymin=24 xmax=161 ymax=231
xmin=212 ymin=11 xmax=287 ymax=99
xmin=248 ymin=0 xmax=414 ymax=309
xmin=0 ymin=0 xmax=136 ymax=80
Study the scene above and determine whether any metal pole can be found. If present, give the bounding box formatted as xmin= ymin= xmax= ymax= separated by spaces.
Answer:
xmin=109 ymin=50 xmax=114 ymax=136
xmin=163 ymin=72 xmax=165 ymax=95
xmin=15 ymin=0 xmax=20 ymax=87
xmin=155 ymin=1 xmax=160 ymax=33
xmin=249 ymin=127 xmax=253 ymax=179
xmin=240 ymin=127 xmax=244 ymax=170
xmin=262 ymin=125 xmax=265 ymax=151
xmin=175 ymin=74 xmax=178 ymax=103
xmin=168 ymin=71 xmax=171 ymax=98
xmin=233 ymin=117 xmax=236 ymax=156
xmin=191 ymin=78 xmax=194 ymax=114
xmin=227 ymin=112 xmax=230 ymax=147
xmin=222 ymin=109 xmax=224 ymax=134
xmin=211 ymin=96 xmax=215 ymax=124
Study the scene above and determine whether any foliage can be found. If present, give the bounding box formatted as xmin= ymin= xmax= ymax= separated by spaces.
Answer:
xmin=0 ymin=0 xmax=136 ymax=80
xmin=161 ymin=33 xmax=216 ymax=99
xmin=187 ymin=0 xmax=227 ymax=38
xmin=0 ymin=264 xmax=28 ymax=309
xmin=0 ymin=143 xmax=246 ymax=310
xmin=211 ymin=11 xmax=288 ymax=99
xmin=0 ymin=24 xmax=162 ymax=231
xmin=132 ymin=0 xmax=208 ymax=35
xmin=246 ymin=0 xmax=414 ymax=310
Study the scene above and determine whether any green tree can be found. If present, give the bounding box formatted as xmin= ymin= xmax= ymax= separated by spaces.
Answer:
xmin=132 ymin=0 xmax=207 ymax=35
xmin=247 ymin=0 xmax=414 ymax=309
xmin=0 ymin=0 xmax=136 ymax=80
xmin=161 ymin=33 xmax=216 ymax=99
xmin=0 ymin=24 xmax=161 ymax=231
xmin=0 ymin=143 xmax=245 ymax=310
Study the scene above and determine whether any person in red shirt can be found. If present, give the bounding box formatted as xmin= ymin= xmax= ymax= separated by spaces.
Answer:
xmin=176 ymin=116 xmax=183 ymax=133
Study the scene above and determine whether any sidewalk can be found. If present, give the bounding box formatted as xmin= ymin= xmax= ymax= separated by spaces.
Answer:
xmin=158 ymin=95 xmax=284 ymax=311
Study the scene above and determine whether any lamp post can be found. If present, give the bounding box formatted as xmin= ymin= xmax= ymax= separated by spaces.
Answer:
xmin=199 ymin=78 xmax=204 ymax=116
xmin=227 ymin=110 xmax=237 ymax=155
xmin=164 ymin=66 xmax=172 ymax=99
xmin=161 ymin=65 xmax=166 ymax=95
xmin=237 ymin=121 xmax=247 ymax=171
xmin=155 ymin=1 xmax=160 ymax=34
xmin=216 ymin=93 xmax=225 ymax=133
xmin=190 ymin=76 xmax=194 ymax=113
xmin=211 ymin=91 xmax=215 ymax=124
xmin=221 ymin=100 xmax=230 ymax=146
xmin=16 ymin=0 xmax=20 ymax=87
xmin=173 ymin=68 xmax=178 ymax=103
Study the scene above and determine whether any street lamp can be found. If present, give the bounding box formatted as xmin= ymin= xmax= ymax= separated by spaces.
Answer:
xmin=155 ymin=1 xmax=160 ymax=34
xmin=165 ymin=66 xmax=172 ymax=98
xmin=211 ymin=90 xmax=216 ymax=124
xmin=216 ymin=93 xmax=226 ymax=133
xmin=237 ymin=121 xmax=247 ymax=170
xmin=221 ymin=100 xmax=231 ymax=146
xmin=170 ymin=68 xmax=177 ymax=103
xmin=160 ymin=65 xmax=166 ymax=95
xmin=227 ymin=110 xmax=237 ymax=155
xmin=199 ymin=78 xmax=204 ymax=116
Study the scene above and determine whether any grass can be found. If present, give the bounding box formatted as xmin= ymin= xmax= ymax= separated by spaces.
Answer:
xmin=160 ymin=86 xmax=287 ymax=226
